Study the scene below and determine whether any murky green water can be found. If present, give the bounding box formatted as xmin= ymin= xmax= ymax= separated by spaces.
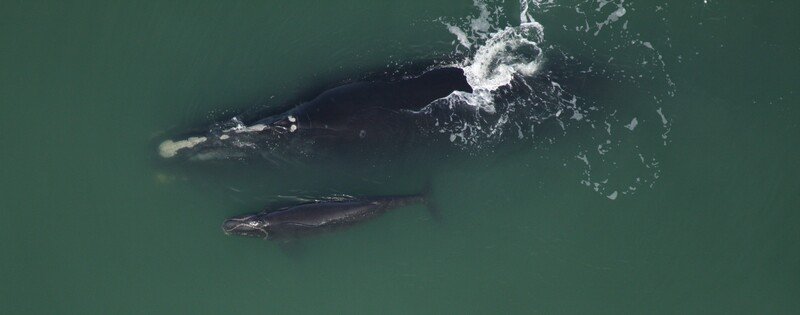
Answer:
xmin=1 ymin=1 xmax=798 ymax=314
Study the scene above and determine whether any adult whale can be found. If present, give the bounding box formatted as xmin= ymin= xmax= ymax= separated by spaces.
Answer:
xmin=158 ymin=67 xmax=472 ymax=161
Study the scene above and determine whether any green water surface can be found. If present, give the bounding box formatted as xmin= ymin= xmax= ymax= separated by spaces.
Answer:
xmin=1 ymin=1 xmax=798 ymax=314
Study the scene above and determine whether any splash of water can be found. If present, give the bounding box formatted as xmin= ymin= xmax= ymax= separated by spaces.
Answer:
xmin=436 ymin=0 xmax=675 ymax=199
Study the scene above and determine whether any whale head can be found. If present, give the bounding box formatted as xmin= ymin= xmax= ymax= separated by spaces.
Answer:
xmin=221 ymin=213 xmax=271 ymax=238
xmin=158 ymin=115 xmax=302 ymax=161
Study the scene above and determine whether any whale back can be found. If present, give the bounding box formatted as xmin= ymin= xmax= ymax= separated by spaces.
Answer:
xmin=289 ymin=67 xmax=472 ymax=129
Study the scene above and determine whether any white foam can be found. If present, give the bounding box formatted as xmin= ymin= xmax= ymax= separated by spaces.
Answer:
xmin=576 ymin=153 xmax=589 ymax=165
xmin=444 ymin=0 xmax=544 ymax=96
xmin=469 ymin=0 xmax=492 ymax=34
xmin=158 ymin=137 xmax=207 ymax=158
xmin=461 ymin=24 xmax=543 ymax=93
xmin=446 ymin=24 xmax=472 ymax=48
xmin=625 ymin=117 xmax=638 ymax=130
xmin=593 ymin=1 xmax=627 ymax=35
xmin=430 ymin=0 xmax=548 ymax=144
xmin=656 ymin=108 xmax=668 ymax=125
xmin=609 ymin=7 xmax=626 ymax=22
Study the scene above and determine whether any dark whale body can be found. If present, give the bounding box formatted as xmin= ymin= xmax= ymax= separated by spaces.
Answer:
xmin=158 ymin=67 xmax=472 ymax=161
xmin=222 ymin=194 xmax=428 ymax=239
xmin=272 ymin=67 xmax=472 ymax=135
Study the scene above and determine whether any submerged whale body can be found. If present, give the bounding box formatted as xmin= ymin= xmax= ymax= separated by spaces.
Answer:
xmin=222 ymin=193 xmax=429 ymax=239
xmin=158 ymin=67 xmax=472 ymax=161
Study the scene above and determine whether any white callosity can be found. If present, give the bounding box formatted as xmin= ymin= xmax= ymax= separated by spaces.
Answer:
xmin=158 ymin=137 xmax=207 ymax=158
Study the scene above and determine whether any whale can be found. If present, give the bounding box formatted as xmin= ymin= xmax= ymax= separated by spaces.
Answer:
xmin=158 ymin=67 xmax=472 ymax=161
xmin=221 ymin=193 xmax=433 ymax=239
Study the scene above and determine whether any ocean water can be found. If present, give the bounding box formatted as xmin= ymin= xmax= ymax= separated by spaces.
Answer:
xmin=1 ymin=1 xmax=798 ymax=313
